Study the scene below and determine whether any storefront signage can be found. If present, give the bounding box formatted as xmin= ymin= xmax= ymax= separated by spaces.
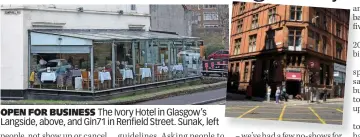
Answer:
xmin=286 ymin=68 xmax=301 ymax=72
xmin=286 ymin=72 xmax=301 ymax=81
xmin=4 ymin=10 xmax=21 ymax=15
xmin=334 ymin=63 xmax=346 ymax=72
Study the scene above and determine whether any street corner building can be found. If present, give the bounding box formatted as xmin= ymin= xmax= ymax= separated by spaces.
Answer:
xmin=0 ymin=5 xmax=203 ymax=100
xmin=228 ymin=2 xmax=349 ymax=100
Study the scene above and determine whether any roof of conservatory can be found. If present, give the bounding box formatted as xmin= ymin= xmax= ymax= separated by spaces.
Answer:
xmin=30 ymin=29 xmax=198 ymax=41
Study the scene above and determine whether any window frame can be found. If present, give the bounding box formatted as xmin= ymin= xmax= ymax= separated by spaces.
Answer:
xmin=251 ymin=14 xmax=259 ymax=29
xmin=244 ymin=62 xmax=249 ymax=82
xmin=290 ymin=6 xmax=302 ymax=21
xmin=322 ymin=36 xmax=327 ymax=54
xmin=239 ymin=2 xmax=246 ymax=14
xmin=253 ymin=3 xmax=260 ymax=9
xmin=131 ymin=4 xmax=136 ymax=11
xmin=336 ymin=23 xmax=342 ymax=38
xmin=237 ymin=19 xmax=243 ymax=33
xmin=336 ymin=43 xmax=342 ymax=59
xmin=234 ymin=38 xmax=241 ymax=55
xmin=265 ymin=30 xmax=275 ymax=50
xmin=268 ymin=7 xmax=277 ymax=24
xmin=249 ymin=35 xmax=257 ymax=52
xmin=204 ymin=12 xmax=219 ymax=20
xmin=288 ymin=28 xmax=302 ymax=51
xmin=314 ymin=32 xmax=320 ymax=52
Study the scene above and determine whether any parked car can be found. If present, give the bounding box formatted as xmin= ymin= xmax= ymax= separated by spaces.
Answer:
xmin=207 ymin=50 xmax=229 ymax=60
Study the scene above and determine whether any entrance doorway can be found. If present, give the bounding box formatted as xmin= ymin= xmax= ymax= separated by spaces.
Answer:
xmin=286 ymin=80 xmax=301 ymax=98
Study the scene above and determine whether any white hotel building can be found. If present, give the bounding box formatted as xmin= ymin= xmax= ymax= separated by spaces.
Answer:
xmin=1 ymin=5 xmax=200 ymax=100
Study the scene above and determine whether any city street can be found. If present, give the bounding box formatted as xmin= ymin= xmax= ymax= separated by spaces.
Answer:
xmin=225 ymin=101 xmax=343 ymax=125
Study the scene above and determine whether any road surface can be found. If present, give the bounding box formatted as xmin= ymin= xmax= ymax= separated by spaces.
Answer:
xmin=225 ymin=101 xmax=343 ymax=125
xmin=135 ymin=88 xmax=226 ymax=105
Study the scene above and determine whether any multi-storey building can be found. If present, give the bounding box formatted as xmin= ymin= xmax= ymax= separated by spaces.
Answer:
xmin=187 ymin=5 xmax=229 ymax=48
xmin=150 ymin=5 xmax=192 ymax=36
xmin=229 ymin=2 xmax=349 ymax=99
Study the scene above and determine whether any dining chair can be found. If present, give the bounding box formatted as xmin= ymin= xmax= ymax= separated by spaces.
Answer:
xmin=93 ymin=71 xmax=100 ymax=90
xmin=154 ymin=66 xmax=161 ymax=82
xmin=81 ymin=71 xmax=89 ymax=90
xmin=65 ymin=71 xmax=73 ymax=90
xmin=34 ymin=72 xmax=42 ymax=89
xmin=115 ymin=69 xmax=124 ymax=87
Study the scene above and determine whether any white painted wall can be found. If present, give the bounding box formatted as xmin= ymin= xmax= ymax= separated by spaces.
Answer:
xmin=23 ymin=10 xmax=150 ymax=30
xmin=1 ymin=5 xmax=151 ymax=89
xmin=0 ymin=10 xmax=26 ymax=89
xmin=1 ymin=5 xmax=150 ymax=15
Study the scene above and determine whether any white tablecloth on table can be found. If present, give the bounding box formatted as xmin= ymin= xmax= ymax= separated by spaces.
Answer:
xmin=41 ymin=72 xmax=57 ymax=82
xmin=172 ymin=65 xmax=184 ymax=71
xmin=157 ymin=66 xmax=169 ymax=74
xmin=99 ymin=72 xmax=111 ymax=83
xmin=74 ymin=77 xmax=82 ymax=90
xmin=71 ymin=70 xmax=82 ymax=77
xmin=120 ymin=69 xmax=134 ymax=80
xmin=140 ymin=68 xmax=152 ymax=79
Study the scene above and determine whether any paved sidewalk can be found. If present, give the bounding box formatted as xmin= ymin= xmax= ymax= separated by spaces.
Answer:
xmin=227 ymin=93 xmax=344 ymax=105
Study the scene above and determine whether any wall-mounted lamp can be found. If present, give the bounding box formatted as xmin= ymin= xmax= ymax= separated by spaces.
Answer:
xmin=77 ymin=7 xmax=84 ymax=12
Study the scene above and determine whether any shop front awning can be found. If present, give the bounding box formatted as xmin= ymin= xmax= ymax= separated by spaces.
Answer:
xmin=29 ymin=29 xmax=199 ymax=54
xmin=30 ymin=29 xmax=199 ymax=42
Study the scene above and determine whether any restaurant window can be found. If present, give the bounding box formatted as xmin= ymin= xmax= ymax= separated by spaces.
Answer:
xmin=237 ymin=19 xmax=243 ymax=33
xmin=131 ymin=4 xmax=136 ymax=11
xmin=239 ymin=2 xmax=246 ymax=14
xmin=250 ymin=61 xmax=256 ymax=81
xmin=288 ymin=29 xmax=302 ymax=51
xmin=320 ymin=64 xmax=324 ymax=84
xmin=265 ymin=30 xmax=275 ymax=50
xmin=336 ymin=43 xmax=343 ymax=59
xmin=244 ymin=62 xmax=249 ymax=82
xmin=290 ymin=6 xmax=302 ymax=21
xmin=268 ymin=8 xmax=277 ymax=24
xmin=234 ymin=38 xmax=241 ymax=55
xmin=249 ymin=35 xmax=257 ymax=52
xmin=230 ymin=63 xmax=234 ymax=73
xmin=251 ymin=14 xmax=259 ymax=29
xmin=314 ymin=33 xmax=320 ymax=52
xmin=336 ymin=23 xmax=342 ymax=38
xmin=322 ymin=36 xmax=327 ymax=54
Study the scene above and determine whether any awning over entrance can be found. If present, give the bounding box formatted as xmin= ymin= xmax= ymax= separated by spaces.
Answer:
xmin=286 ymin=72 xmax=301 ymax=81
xmin=30 ymin=29 xmax=198 ymax=42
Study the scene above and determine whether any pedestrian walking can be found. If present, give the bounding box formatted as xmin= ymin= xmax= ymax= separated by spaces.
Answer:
xmin=323 ymin=89 xmax=328 ymax=102
xmin=267 ymin=85 xmax=271 ymax=102
xmin=282 ymin=86 xmax=288 ymax=102
xmin=275 ymin=86 xmax=281 ymax=104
